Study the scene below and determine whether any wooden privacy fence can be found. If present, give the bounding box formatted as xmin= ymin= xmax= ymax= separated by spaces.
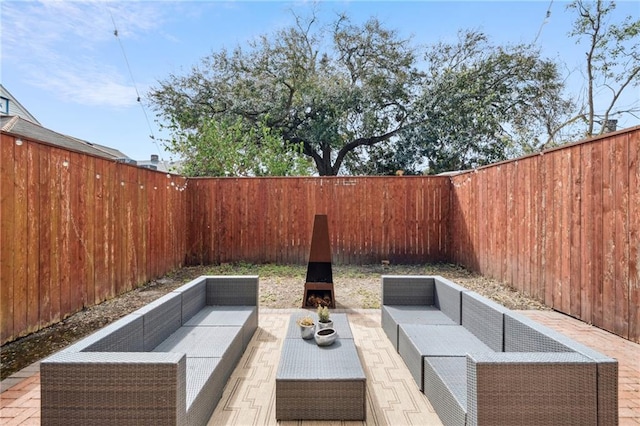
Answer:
xmin=1 ymin=134 xmax=189 ymax=344
xmin=449 ymin=127 xmax=640 ymax=342
xmin=0 ymin=134 xmax=450 ymax=344
xmin=185 ymin=177 xmax=450 ymax=266
xmin=1 ymin=126 xmax=639 ymax=344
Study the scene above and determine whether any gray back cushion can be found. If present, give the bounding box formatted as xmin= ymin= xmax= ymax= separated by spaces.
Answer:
xmin=83 ymin=315 xmax=144 ymax=352
xmin=504 ymin=312 xmax=572 ymax=353
xmin=206 ymin=276 xmax=258 ymax=306
xmin=134 ymin=292 xmax=183 ymax=351
xmin=382 ymin=276 xmax=435 ymax=305
xmin=434 ymin=277 xmax=467 ymax=324
xmin=461 ymin=292 xmax=508 ymax=352
xmin=175 ymin=278 xmax=207 ymax=323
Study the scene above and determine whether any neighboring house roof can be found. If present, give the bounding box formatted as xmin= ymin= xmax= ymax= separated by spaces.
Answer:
xmin=1 ymin=84 xmax=132 ymax=161
xmin=1 ymin=115 xmax=130 ymax=160
xmin=0 ymin=84 xmax=40 ymax=124
xmin=136 ymin=154 xmax=183 ymax=173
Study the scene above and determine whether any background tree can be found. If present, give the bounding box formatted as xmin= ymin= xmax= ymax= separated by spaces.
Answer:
xmin=395 ymin=30 xmax=570 ymax=174
xmin=567 ymin=0 xmax=640 ymax=136
xmin=150 ymin=11 xmax=572 ymax=176
xmin=150 ymin=12 xmax=421 ymax=176
xmin=168 ymin=117 xmax=312 ymax=177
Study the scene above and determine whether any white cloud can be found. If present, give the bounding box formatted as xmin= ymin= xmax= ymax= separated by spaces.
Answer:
xmin=29 ymin=60 xmax=140 ymax=108
xmin=1 ymin=0 xmax=168 ymax=108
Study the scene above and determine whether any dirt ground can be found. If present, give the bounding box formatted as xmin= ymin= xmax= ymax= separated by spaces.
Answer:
xmin=0 ymin=263 xmax=548 ymax=380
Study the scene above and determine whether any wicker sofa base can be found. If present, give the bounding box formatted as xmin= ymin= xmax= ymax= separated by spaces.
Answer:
xmin=382 ymin=275 xmax=618 ymax=426
xmin=41 ymin=276 xmax=259 ymax=426
xmin=276 ymin=380 xmax=366 ymax=420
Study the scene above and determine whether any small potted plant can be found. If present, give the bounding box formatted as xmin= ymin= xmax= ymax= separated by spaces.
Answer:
xmin=296 ymin=316 xmax=315 ymax=340
xmin=317 ymin=306 xmax=333 ymax=330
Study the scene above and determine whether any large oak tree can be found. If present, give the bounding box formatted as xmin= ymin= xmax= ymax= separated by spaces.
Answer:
xmin=151 ymin=13 xmax=420 ymax=175
xmin=150 ymin=11 xmax=569 ymax=176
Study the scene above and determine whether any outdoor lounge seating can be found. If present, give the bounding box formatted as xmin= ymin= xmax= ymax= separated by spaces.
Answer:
xmin=40 ymin=275 xmax=258 ymax=426
xmin=382 ymin=275 xmax=618 ymax=426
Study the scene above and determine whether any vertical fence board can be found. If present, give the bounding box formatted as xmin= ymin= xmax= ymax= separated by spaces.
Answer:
xmin=11 ymin=136 xmax=29 ymax=331
xmin=592 ymin=142 xmax=605 ymax=327
xmin=491 ymin=167 xmax=500 ymax=280
xmin=126 ymin=167 xmax=136 ymax=292
xmin=38 ymin=145 xmax=52 ymax=327
xmin=58 ymin=157 xmax=70 ymax=314
xmin=207 ymin=179 xmax=216 ymax=264
xmin=12 ymin=136 xmax=28 ymax=337
xmin=555 ymin=150 xmax=568 ymax=311
xmin=602 ymin=138 xmax=616 ymax=333
xmin=152 ymin=174 xmax=160 ymax=273
xmin=153 ymin=173 xmax=163 ymax=274
xmin=294 ymin=178 xmax=305 ymax=263
xmin=125 ymin=166 xmax=136 ymax=292
xmin=68 ymin=152 xmax=84 ymax=313
xmin=569 ymin=148 xmax=582 ymax=318
xmin=1 ymin=136 xmax=16 ymax=342
xmin=112 ymin=166 xmax=122 ymax=295
xmin=25 ymin=143 xmax=40 ymax=333
xmin=84 ymin=157 xmax=96 ymax=307
xmin=613 ymin=135 xmax=629 ymax=338
xmin=430 ymin=176 xmax=448 ymax=262
xmin=471 ymin=175 xmax=478 ymax=270
xmin=428 ymin=179 xmax=436 ymax=260
xmin=505 ymin=162 xmax=515 ymax=289
xmin=524 ymin=158 xmax=534 ymax=297
xmin=515 ymin=161 xmax=525 ymax=292
xmin=93 ymin=160 xmax=108 ymax=303
xmin=498 ymin=166 xmax=507 ymax=283
xmin=138 ymin=169 xmax=148 ymax=285
xmin=629 ymin=132 xmax=640 ymax=342
xmin=580 ymin=143 xmax=595 ymax=323
xmin=542 ymin=153 xmax=554 ymax=307
xmin=476 ymin=171 xmax=486 ymax=275
xmin=49 ymin=151 xmax=62 ymax=324
xmin=369 ymin=179 xmax=382 ymax=261
xmin=530 ymin=157 xmax=542 ymax=301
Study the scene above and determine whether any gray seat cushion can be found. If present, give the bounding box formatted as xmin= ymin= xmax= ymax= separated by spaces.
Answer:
xmin=185 ymin=306 xmax=254 ymax=327
xmin=153 ymin=326 xmax=242 ymax=358
xmin=423 ymin=356 xmax=468 ymax=426
xmin=384 ymin=305 xmax=457 ymax=326
xmin=400 ymin=324 xmax=494 ymax=357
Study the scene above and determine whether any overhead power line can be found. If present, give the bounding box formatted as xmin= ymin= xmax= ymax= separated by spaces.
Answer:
xmin=533 ymin=0 xmax=554 ymax=45
xmin=108 ymin=9 xmax=163 ymax=159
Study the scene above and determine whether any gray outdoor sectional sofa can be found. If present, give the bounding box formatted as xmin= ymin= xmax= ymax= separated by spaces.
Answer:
xmin=41 ymin=275 xmax=259 ymax=426
xmin=382 ymin=275 xmax=618 ymax=426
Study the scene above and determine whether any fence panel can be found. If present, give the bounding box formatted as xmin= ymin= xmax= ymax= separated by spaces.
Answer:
xmin=450 ymin=127 xmax=640 ymax=342
xmin=0 ymin=135 xmax=188 ymax=344
xmin=186 ymin=176 xmax=451 ymax=266
xmin=2 ymin=127 xmax=639 ymax=344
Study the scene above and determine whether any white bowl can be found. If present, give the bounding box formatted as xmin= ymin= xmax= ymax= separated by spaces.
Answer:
xmin=314 ymin=327 xmax=337 ymax=346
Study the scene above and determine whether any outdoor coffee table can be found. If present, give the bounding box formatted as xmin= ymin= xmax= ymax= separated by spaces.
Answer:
xmin=275 ymin=312 xmax=366 ymax=420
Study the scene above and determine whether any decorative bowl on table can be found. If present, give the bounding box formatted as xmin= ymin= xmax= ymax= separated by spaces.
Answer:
xmin=314 ymin=328 xmax=337 ymax=346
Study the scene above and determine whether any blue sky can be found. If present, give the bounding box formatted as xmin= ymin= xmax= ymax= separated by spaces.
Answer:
xmin=2 ymin=1 xmax=639 ymax=162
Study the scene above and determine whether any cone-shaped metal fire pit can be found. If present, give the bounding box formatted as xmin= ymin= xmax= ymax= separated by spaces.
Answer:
xmin=302 ymin=214 xmax=335 ymax=308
